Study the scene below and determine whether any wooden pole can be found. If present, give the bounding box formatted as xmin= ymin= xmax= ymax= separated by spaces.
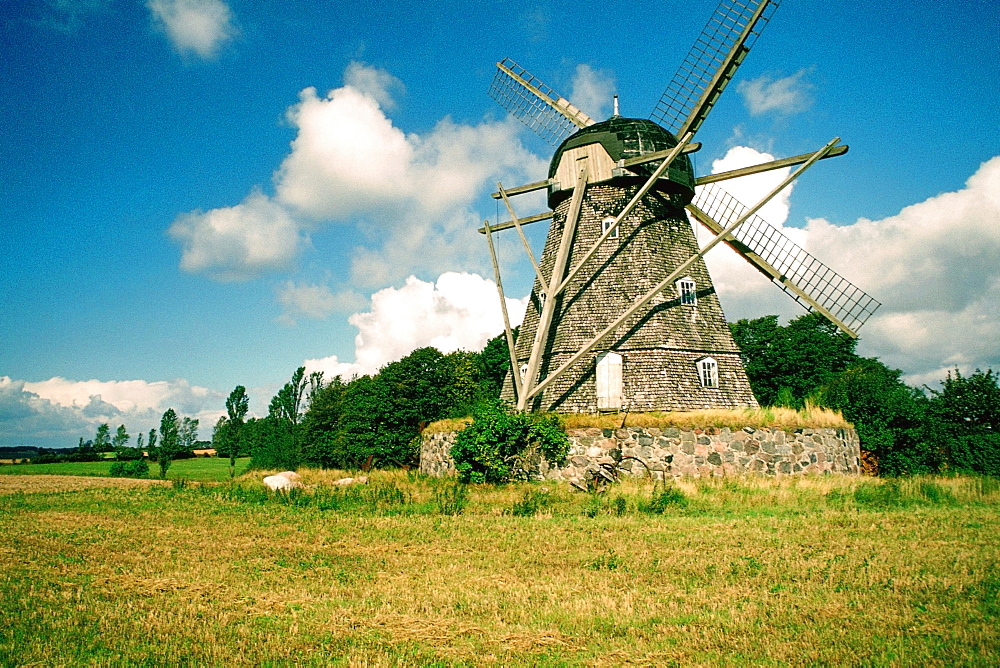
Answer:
xmin=482 ymin=219 xmax=523 ymax=402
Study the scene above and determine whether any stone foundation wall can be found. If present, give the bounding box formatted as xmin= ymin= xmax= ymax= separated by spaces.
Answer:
xmin=420 ymin=425 xmax=860 ymax=481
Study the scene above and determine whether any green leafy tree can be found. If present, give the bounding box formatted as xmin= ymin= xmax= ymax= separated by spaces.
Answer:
xmin=224 ymin=385 xmax=249 ymax=477
xmin=450 ymin=399 xmax=569 ymax=483
xmin=93 ymin=423 xmax=111 ymax=453
xmin=151 ymin=409 xmax=180 ymax=479
xmin=819 ymin=358 xmax=929 ymax=475
xmin=730 ymin=313 xmax=860 ymax=407
xmin=178 ymin=417 xmax=199 ymax=457
xmin=299 ymin=376 xmax=347 ymax=468
xmin=111 ymin=424 xmax=129 ymax=449
xmin=478 ymin=328 xmax=516 ymax=399
xmin=927 ymin=369 xmax=1000 ymax=475
xmin=270 ymin=367 xmax=307 ymax=426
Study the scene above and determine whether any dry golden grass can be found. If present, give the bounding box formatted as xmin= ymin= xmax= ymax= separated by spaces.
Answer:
xmin=426 ymin=405 xmax=850 ymax=434
xmin=1 ymin=472 xmax=996 ymax=665
xmin=0 ymin=474 xmax=166 ymax=494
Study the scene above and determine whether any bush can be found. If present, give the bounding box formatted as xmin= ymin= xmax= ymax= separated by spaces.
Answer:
xmin=450 ymin=400 xmax=569 ymax=484
xmin=108 ymin=459 xmax=149 ymax=479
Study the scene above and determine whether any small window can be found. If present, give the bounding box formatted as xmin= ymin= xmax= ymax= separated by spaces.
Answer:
xmin=519 ymin=363 xmax=529 ymax=382
xmin=677 ymin=277 xmax=697 ymax=305
xmin=601 ymin=217 xmax=619 ymax=239
xmin=537 ymin=292 xmax=546 ymax=312
xmin=698 ymin=357 xmax=719 ymax=388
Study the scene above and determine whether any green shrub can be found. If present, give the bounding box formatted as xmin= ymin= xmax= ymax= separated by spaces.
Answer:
xmin=450 ymin=400 xmax=569 ymax=484
xmin=108 ymin=459 xmax=149 ymax=479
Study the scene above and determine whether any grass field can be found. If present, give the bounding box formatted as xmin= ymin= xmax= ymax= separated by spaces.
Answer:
xmin=1 ymin=470 xmax=998 ymax=665
xmin=0 ymin=456 xmax=250 ymax=482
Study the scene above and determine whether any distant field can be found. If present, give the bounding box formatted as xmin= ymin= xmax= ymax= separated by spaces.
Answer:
xmin=0 ymin=457 xmax=251 ymax=483
xmin=1 ymin=471 xmax=997 ymax=665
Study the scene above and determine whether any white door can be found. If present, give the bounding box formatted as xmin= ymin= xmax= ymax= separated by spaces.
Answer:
xmin=595 ymin=351 xmax=623 ymax=411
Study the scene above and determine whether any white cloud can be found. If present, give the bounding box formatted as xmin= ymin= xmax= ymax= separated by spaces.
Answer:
xmin=1 ymin=376 xmax=225 ymax=449
xmin=305 ymin=272 xmax=528 ymax=378
xmin=569 ymin=64 xmax=616 ymax=120
xmin=343 ymin=61 xmax=405 ymax=110
xmin=170 ymin=63 xmax=545 ymax=287
xmin=276 ymin=281 xmax=345 ymax=325
xmin=738 ymin=69 xmax=813 ymax=116
xmin=169 ymin=191 xmax=305 ymax=281
xmin=147 ymin=0 xmax=236 ymax=59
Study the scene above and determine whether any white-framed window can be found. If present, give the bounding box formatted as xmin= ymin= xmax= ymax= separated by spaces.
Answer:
xmin=537 ymin=292 xmax=546 ymax=312
xmin=601 ymin=217 xmax=619 ymax=239
xmin=519 ymin=363 xmax=529 ymax=382
xmin=698 ymin=357 xmax=719 ymax=388
xmin=677 ymin=277 xmax=697 ymax=305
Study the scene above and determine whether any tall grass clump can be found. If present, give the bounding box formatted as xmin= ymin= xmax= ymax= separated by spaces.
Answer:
xmin=433 ymin=479 xmax=469 ymax=516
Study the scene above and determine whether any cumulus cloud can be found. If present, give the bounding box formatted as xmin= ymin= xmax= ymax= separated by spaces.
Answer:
xmin=569 ymin=64 xmax=616 ymax=120
xmin=276 ymin=281 xmax=343 ymax=325
xmin=738 ymin=69 xmax=813 ymax=116
xmin=147 ymin=0 xmax=236 ymax=59
xmin=171 ymin=62 xmax=545 ymax=287
xmin=169 ymin=191 xmax=305 ymax=281
xmin=697 ymin=150 xmax=1000 ymax=385
xmin=343 ymin=61 xmax=405 ymax=110
xmin=1 ymin=376 xmax=225 ymax=449
xmin=305 ymin=272 xmax=528 ymax=379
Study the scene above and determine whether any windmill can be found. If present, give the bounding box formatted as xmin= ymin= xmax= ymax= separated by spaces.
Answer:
xmin=482 ymin=0 xmax=880 ymax=413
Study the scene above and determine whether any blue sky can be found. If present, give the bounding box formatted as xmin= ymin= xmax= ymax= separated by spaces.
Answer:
xmin=2 ymin=0 xmax=999 ymax=448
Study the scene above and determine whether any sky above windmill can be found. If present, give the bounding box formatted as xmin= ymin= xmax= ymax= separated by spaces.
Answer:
xmin=2 ymin=0 xmax=999 ymax=449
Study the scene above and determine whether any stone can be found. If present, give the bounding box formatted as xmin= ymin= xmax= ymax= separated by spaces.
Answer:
xmin=263 ymin=475 xmax=302 ymax=492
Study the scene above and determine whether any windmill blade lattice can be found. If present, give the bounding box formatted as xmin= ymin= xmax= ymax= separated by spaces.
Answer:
xmin=489 ymin=58 xmax=593 ymax=146
xmin=690 ymin=183 xmax=881 ymax=336
xmin=651 ymin=0 xmax=781 ymax=137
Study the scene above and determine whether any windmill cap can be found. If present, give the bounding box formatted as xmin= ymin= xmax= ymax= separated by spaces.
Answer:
xmin=548 ymin=116 xmax=695 ymax=208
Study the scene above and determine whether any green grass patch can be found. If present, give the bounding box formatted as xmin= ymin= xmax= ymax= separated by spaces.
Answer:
xmin=1 ymin=472 xmax=997 ymax=665
xmin=0 ymin=457 xmax=250 ymax=482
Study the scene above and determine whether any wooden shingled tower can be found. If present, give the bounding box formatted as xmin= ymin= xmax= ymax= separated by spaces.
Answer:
xmin=483 ymin=0 xmax=881 ymax=414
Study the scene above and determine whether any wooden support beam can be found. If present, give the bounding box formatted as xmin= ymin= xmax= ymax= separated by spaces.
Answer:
xmin=517 ymin=161 xmax=589 ymax=410
xmin=482 ymin=219 xmax=524 ymax=402
xmin=694 ymin=145 xmax=849 ymax=186
xmin=490 ymin=179 xmax=552 ymax=200
xmin=477 ymin=211 xmax=552 ymax=234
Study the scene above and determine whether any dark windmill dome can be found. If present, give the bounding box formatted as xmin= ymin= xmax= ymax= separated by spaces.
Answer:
xmin=547 ymin=117 xmax=696 ymax=208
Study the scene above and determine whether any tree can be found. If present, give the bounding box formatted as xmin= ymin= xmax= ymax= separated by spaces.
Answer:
xmin=819 ymin=358 xmax=929 ymax=475
xmin=151 ymin=409 xmax=180 ymax=479
xmin=478 ymin=328 xmax=516 ymax=399
xmin=730 ymin=313 xmax=860 ymax=407
xmin=111 ymin=425 xmax=130 ymax=449
xmin=93 ymin=423 xmax=111 ymax=453
xmin=926 ymin=369 xmax=1000 ymax=476
xmin=178 ymin=417 xmax=199 ymax=456
xmin=299 ymin=376 xmax=347 ymax=468
xmin=269 ymin=367 xmax=307 ymax=426
xmin=224 ymin=385 xmax=249 ymax=477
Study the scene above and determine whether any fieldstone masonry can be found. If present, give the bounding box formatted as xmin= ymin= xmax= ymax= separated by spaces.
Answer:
xmin=420 ymin=425 xmax=860 ymax=481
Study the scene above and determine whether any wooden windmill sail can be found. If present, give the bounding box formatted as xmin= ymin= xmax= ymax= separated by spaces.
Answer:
xmin=483 ymin=0 xmax=880 ymax=413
